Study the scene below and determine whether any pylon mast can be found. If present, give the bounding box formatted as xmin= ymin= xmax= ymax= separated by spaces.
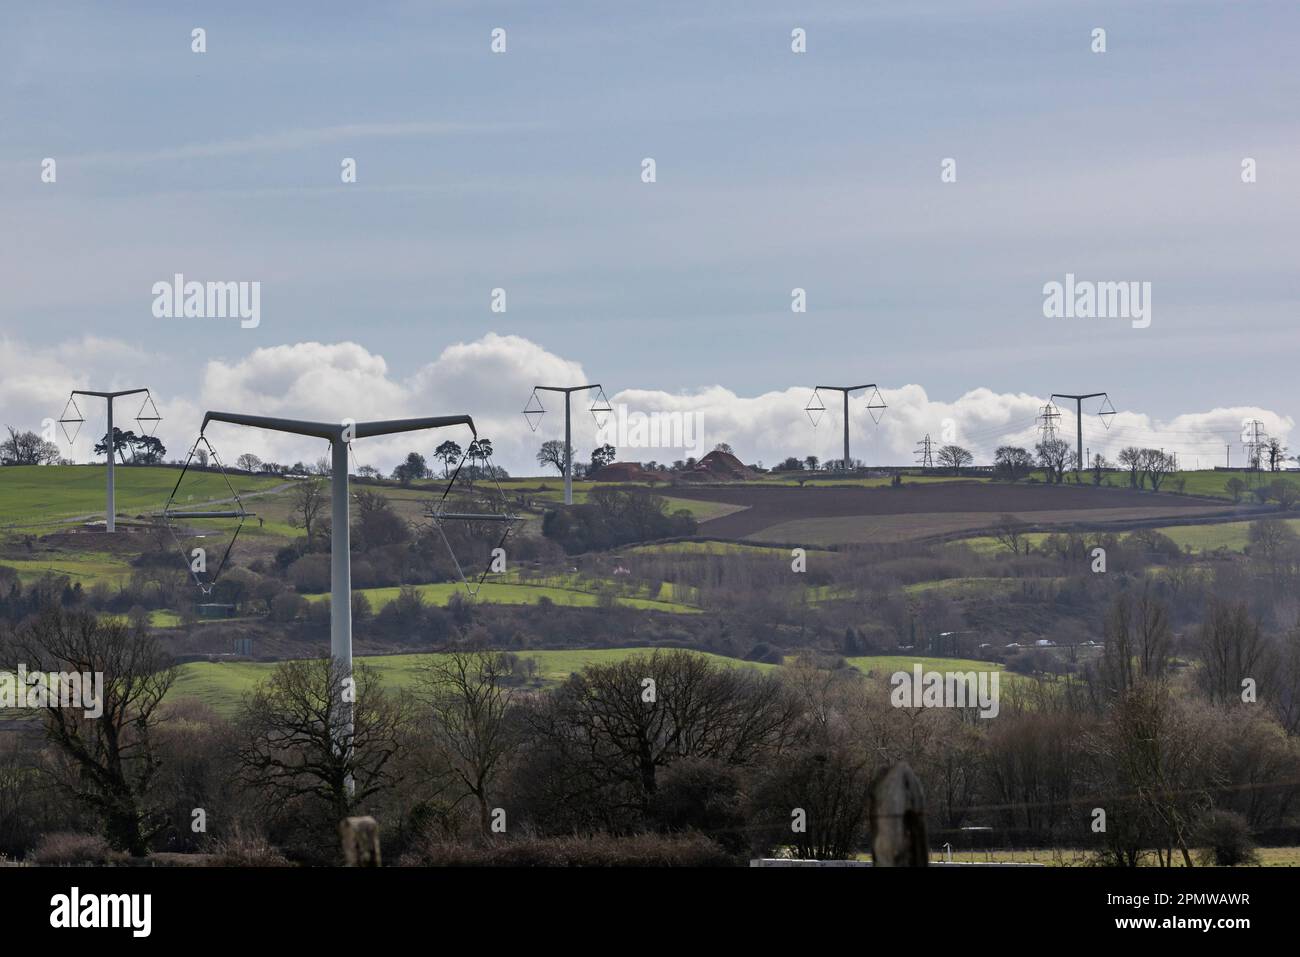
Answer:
xmin=811 ymin=384 xmax=885 ymax=471
xmin=1051 ymin=392 xmax=1113 ymax=472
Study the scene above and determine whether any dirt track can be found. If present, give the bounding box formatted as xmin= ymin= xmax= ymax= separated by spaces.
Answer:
xmin=665 ymin=482 xmax=1254 ymax=543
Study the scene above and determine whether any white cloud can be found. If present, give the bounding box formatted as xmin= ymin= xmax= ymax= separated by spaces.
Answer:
xmin=2 ymin=333 xmax=1293 ymax=477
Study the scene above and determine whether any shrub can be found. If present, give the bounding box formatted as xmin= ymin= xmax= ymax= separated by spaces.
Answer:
xmin=31 ymin=832 xmax=122 ymax=866
xmin=288 ymin=554 xmax=331 ymax=592
xmin=208 ymin=830 xmax=293 ymax=867
xmin=269 ymin=591 xmax=306 ymax=623
xmin=399 ymin=832 xmax=738 ymax=867
xmin=1194 ymin=810 xmax=1259 ymax=867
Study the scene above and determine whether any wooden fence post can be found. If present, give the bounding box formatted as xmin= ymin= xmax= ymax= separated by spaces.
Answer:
xmin=340 ymin=815 xmax=381 ymax=867
xmin=870 ymin=762 xmax=928 ymax=866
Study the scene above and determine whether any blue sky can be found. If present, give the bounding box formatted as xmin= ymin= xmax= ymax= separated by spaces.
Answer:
xmin=2 ymin=1 xmax=1297 ymax=472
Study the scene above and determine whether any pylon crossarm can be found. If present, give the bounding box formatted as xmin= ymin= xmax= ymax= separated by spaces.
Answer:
xmin=428 ymin=442 xmax=520 ymax=596
xmin=161 ymin=510 xmax=252 ymax=519
xmin=432 ymin=512 xmax=516 ymax=522
xmin=160 ymin=432 xmax=248 ymax=591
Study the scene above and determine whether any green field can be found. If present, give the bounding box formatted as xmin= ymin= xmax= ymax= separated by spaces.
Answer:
xmin=0 ymin=465 xmax=285 ymax=528
xmin=954 ymin=516 xmax=1300 ymax=556
xmin=846 ymin=655 xmax=1005 ymax=678
xmin=171 ymin=648 xmax=771 ymax=715
xmin=1154 ymin=518 xmax=1300 ymax=553
xmin=753 ymin=473 xmax=991 ymax=488
xmin=302 ymin=580 xmax=702 ymax=614
xmin=627 ymin=540 xmax=792 ymax=557
xmin=903 ymin=577 xmax=1029 ymax=598
xmin=0 ymin=553 xmax=136 ymax=587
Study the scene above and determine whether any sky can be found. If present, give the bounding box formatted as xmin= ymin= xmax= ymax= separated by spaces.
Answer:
xmin=1 ymin=0 xmax=1297 ymax=475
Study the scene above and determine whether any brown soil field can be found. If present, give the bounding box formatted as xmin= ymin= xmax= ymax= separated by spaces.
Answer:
xmin=665 ymin=482 xmax=1254 ymax=544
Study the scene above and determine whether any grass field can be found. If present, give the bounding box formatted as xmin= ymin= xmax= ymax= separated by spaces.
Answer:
xmin=0 ymin=553 xmax=136 ymax=587
xmin=903 ymin=577 xmax=1030 ymax=598
xmin=751 ymin=474 xmax=993 ymax=488
xmin=626 ymin=540 xmax=793 ymax=557
xmin=0 ymin=465 xmax=285 ymax=528
xmin=954 ymin=516 xmax=1300 ymax=555
xmin=171 ymin=648 xmax=771 ymax=715
xmin=846 ymin=655 xmax=1005 ymax=678
xmin=1154 ymin=518 xmax=1300 ymax=553
xmin=857 ymin=846 xmax=1300 ymax=866
xmin=301 ymin=580 xmax=703 ymax=614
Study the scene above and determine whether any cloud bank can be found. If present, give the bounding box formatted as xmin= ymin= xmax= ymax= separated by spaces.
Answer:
xmin=1 ymin=333 xmax=1291 ymax=476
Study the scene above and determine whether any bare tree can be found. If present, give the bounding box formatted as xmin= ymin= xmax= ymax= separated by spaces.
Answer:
xmin=536 ymin=439 xmax=567 ymax=476
xmin=1087 ymin=681 xmax=1219 ymax=867
xmin=1247 ymin=517 xmax=1297 ymax=569
xmin=532 ymin=650 xmax=797 ymax=808
xmin=1096 ymin=585 xmax=1172 ymax=699
xmin=1274 ymin=625 xmax=1300 ymax=735
xmin=1141 ymin=448 xmax=1177 ymax=491
xmin=1 ymin=426 xmax=60 ymax=466
xmin=287 ymin=479 xmax=327 ymax=543
xmin=236 ymin=658 xmax=407 ymax=824
xmin=235 ymin=452 xmax=262 ymax=473
xmin=1195 ymin=600 xmax=1270 ymax=706
xmin=1270 ymin=479 xmax=1299 ymax=511
xmin=418 ymin=650 xmax=520 ymax=834
xmin=1117 ymin=446 xmax=1144 ymax=488
xmin=991 ymin=513 xmax=1031 ymax=555
xmin=1091 ymin=452 xmax=1110 ymax=486
xmin=1035 ymin=439 xmax=1072 ymax=484
xmin=936 ymin=445 xmax=973 ymax=476
xmin=1266 ymin=438 xmax=1288 ymax=472
xmin=994 ymin=445 xmax=1034 ymax=482
xmin=3 ymin=609 xmax=176 ymax=855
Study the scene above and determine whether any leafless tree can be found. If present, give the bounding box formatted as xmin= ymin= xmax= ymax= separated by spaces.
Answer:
xmin=1096 ymin=585 xmax=1172 ymax=699
xmin=1035 ymin=439 xmax=1072 ymax=484
xmin=1117 ymin=446 xmax=1144 ymax=488
xmin=235 ymin=658 xmax=407 ymax=824
xmin=991 ymin=513 xmax=1031 ymax=555
xmin=287 ymin=479 xmax=327 ymax=543
xmin=235 ymin=452 xmax=262 ymax=473
xmin=533 ymin=650 xmax=798 ymax=808
xmin=1266 ymin=438 xmax=1288 ymax=472
xmin=1273 ymin=625 xmax=1300 ymax=735
xmin=1270 ymin=479 xmax=1299 ymax=511
xmin=3 ymin=609 xmax=176 ymax=855
xmin=1 ymin=426 xmax=60 ymax=466
xmin=994 ymin=445 xmax=1034 ymax=482
xmin=536 ymin=439 xmax=567 ymax=476
xmin=418 ymin=650 xmax=520 ymax=834
xmin=1195 ymin=600 xmax=1270 ymax=706
xmin=1141 ymin=449 xmax=1177 ymax=491
xmin=936 ymin=445 xmax=973 ymax=476
xmin=1087 ymin=681 xmax=1220 ymax=867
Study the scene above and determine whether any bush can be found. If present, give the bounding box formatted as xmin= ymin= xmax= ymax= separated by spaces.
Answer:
xmin=269 ymin=591 xmax=306 ymax=623
xmin=208 ymin=830 xmax=293 ymax=867
xmin=542 ymin=489 xmax=697 ymax=553
xmin=31 ymin=832 xmax=122 ymax=866
xmin=399 ymin=832 xmax=739 ymax=867
xmin=288 ymin=554 xmax=331 ymax=593
xmin=1194 ymin=810 xmax=1260 ymax=867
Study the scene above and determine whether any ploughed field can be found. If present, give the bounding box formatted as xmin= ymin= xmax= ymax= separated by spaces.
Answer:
xmin=665 ymin=481 xmax=1251 ymax=545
